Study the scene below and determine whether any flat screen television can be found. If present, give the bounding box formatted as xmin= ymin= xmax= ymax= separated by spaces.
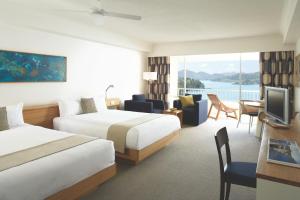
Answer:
xmin=265 ymin=87 xmax=290 ymax=125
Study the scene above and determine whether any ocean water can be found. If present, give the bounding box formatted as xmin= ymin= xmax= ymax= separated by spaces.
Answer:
xmin=184 ymin=80 xmax=260 ymax=102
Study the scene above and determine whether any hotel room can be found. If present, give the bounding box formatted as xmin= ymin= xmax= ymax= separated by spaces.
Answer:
xmin=0 ymin=0 xmax=300 ymax=200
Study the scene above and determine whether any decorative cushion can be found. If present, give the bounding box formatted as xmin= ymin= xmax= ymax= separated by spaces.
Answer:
xmin=179 ymin=95 xmax=194 ymax=107
xmin=185 ymin=94 xmax=202 ymax=103
xmin=81 ymin=98 xmax=98 ymax=114
xmin=58 ymin=99 xmax=82 ymax=117
xmin=0 ymin=107 xmax=9 ymax=131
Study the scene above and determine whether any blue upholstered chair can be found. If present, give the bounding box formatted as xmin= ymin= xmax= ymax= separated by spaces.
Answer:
xmin=124 ymin=94 xmax=165 ymax=113
xmin=173 ymin=94 xmax=208 ymax=126
xmin=215 ymin=127 xmax=257 ymax=200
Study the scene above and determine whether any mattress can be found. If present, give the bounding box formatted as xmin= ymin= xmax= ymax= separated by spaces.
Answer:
xmin=54 ymin=110 xmax=181 ymax=150
xmin=0 ymin=125 xmax=115 ymax=200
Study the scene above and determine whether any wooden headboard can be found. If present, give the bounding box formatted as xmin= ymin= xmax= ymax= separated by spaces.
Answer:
xmin=23 ymin=104 xmax=60 ymax=129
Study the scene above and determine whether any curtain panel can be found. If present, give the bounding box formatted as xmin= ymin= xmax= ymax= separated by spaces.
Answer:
xmin=259 ymin=51 xmax=295 ymax=109
xmin=147 ymin=56 xmax=170 ymax=108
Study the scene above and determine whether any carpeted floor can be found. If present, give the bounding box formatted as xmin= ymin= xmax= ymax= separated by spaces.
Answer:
xmin=83 ymin=117 xmax=260 ymax=200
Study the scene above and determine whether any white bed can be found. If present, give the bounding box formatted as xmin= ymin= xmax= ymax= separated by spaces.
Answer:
xmin=53 ymin=110 xmax=181 ymax=150
xmin=0 ymin=125 xmax=115 ymax=200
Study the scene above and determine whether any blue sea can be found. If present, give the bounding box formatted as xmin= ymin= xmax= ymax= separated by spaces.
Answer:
xmin=185 ymin=80 xmax=260 ymax=102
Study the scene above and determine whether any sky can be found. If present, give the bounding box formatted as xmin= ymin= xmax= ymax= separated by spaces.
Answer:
xmin=171 ymin=52 xmax=259 ymax=74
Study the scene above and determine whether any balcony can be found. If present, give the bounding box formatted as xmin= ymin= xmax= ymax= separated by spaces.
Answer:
xmin=177 ymin=88 xmax=260 ymax=102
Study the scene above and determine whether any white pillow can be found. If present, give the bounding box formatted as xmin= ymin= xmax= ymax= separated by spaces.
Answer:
xmin=58 ymin=99 xmax=82 ymax=117
xmin=94 ymin=96 xmax=108 ymax=111
xmin=4 ymin=103 xmax=25 ymax=128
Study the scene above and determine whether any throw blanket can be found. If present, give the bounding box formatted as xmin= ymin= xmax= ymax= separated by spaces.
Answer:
xmin=0 ymin=135 xmax=96 ymax=172
xmin=107 ymin=114 xmax=163 ymax=153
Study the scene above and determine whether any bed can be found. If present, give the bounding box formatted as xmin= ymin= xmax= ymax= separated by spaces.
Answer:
xmin=53 ymin=109 xmax=181 ymax=164
xmin=0 ymin=124 xmax=116 ymax=200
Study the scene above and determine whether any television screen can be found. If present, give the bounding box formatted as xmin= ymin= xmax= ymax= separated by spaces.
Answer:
xmin=267 ymin=90 xmax=285 ymax=120
xmin=265 ymin=87 xmax=289 ymax=124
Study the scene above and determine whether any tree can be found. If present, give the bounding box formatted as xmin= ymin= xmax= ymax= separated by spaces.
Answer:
xmin=178 ymin=77 xmax=205 ymax=88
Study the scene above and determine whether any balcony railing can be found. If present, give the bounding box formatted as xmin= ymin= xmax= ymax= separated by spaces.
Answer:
xmin=178 ymin=88 xmax=260 ymax=102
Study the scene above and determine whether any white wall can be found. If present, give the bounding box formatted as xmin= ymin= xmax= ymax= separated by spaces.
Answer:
xmin=0 ymin=24 xmax=147 ymax=106
xmin=150 ymin=34 xmax=295 ymax=56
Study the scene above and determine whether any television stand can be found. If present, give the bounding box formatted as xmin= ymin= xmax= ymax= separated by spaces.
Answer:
xmin=264 ymin=118 xmax=290 ymax=129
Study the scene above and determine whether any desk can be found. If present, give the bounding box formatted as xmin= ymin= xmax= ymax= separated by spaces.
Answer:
xmin=256 ymin=116 xmax=300 ymax=200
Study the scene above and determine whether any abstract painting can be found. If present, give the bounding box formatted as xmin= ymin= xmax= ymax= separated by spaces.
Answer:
xmin=0 ymin=50 xmax=66 ymax=82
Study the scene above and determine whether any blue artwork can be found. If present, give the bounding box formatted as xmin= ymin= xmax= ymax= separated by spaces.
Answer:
xmin=0 ymin=50 xmax=66 ymax=82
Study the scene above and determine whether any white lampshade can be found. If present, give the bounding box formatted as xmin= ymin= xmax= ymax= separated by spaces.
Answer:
xmin=143 ymin=72 xmax=157 ymax=81
xmin=295 ymin=87 xmax=300 ymax=112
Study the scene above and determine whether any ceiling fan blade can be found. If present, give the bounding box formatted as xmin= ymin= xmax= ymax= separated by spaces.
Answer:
xmin=50 ymin=9 xmax=90 ymax=13
xmin=101 ymin=10 xmax=141 ymax=20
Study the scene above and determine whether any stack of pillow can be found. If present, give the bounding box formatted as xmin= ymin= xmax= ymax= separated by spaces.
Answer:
xmin=0 ymin=103 xmax=25 ymax=131
xmin=58 ymin=96 xmax=107 ymax=117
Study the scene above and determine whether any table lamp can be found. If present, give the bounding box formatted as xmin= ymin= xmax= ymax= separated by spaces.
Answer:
xmin=143 ymin=72 xmax=157 ymax=82
xmin=105 ymin=84 xmax=114 ymax=99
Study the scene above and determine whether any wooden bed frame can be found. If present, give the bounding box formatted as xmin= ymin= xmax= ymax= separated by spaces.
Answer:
xmin=47 ymin=164 xmax=116 ymax=200
xmin=23 ymin=104 xmax=180 ymax=164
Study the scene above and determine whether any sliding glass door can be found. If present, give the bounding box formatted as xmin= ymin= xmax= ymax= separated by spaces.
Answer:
xmin=170 ymin=52 xmax=259 ymax=104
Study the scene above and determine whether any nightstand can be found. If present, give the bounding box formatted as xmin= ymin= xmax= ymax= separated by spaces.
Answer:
xmin=163 ymin=109 xmax=183 ymax=127
xmin=106 ymin=98 xmax=121 ymax=110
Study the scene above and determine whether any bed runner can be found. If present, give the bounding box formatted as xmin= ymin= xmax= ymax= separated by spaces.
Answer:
xmin=0 ymin=135 xmax=96 ymax=172
xmin=107 ymin=114 xmax=163 ymax=153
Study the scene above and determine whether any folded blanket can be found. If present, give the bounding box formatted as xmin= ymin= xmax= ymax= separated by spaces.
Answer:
xmin=0 ymin=135 xmax=96 ymax=172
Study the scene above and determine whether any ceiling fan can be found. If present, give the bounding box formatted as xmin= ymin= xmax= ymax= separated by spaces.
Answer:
xmin=61 ymin=0 xmax=142 ymax=22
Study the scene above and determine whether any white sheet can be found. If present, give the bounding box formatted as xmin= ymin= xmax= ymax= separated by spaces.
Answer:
xmin=54 ymin=110 xmax=181 ymax=150
xmin=0 ymin=125 xmax=115 ymax=200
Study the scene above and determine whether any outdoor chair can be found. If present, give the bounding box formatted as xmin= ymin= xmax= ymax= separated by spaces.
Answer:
xmin=207 ymin=94 xmax=238 ymax=120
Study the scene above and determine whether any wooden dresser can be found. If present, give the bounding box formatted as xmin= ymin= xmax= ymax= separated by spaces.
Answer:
xmin=256 ymin=115 xmax=300 ymax=200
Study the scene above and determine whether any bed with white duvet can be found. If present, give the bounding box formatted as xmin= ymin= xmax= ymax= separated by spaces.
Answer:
xmin=54 ymin=109 xmax=181 ymax=150
xmin=0 ymin=125 xmax=115 ymax=200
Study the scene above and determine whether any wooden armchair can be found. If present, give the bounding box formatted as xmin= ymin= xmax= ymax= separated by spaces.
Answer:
xmin=207 ymin=94 xmax=238 ymax=120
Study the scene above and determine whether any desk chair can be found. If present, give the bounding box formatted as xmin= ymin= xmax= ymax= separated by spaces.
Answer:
xmin=237 ymin=100 xmax=259 ymax=134
xmin=215 ymin=127 xmax=257 ymax=200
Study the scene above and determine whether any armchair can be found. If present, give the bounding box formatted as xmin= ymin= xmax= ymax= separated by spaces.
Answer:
xmin=124 ymin=94 xmax=165 ymax=113
xmin=173 ymin=94 xmax=208 ymax=126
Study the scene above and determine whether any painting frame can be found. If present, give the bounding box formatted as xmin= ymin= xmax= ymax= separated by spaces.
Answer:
xmin=295 ymin=54 xmax=300 ymax=87
xmin=0 ymin=49 xmax=67 ymax=83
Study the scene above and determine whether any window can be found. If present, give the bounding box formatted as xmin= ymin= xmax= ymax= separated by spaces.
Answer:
xmin=170 ymin=52 xmax=259 ymax=103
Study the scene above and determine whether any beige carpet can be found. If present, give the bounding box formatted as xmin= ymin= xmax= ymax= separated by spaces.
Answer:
xmin=83 ymin=117 xmax=260 ymax=200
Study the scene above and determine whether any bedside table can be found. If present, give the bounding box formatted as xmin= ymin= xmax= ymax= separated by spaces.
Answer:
xmin=163 ymin=109 xmax=183 ymax=127
xmin=106 ymin=98 xmax=121 ymax=110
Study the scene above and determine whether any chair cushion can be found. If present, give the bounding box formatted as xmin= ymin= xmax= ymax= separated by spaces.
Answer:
xmin=225 ymin=162 xmax=257 ymax=188
xmin=179 ymin=95 xmax=194 ymax=107
xmin=132 ymin=94 xmax=146 ymax=102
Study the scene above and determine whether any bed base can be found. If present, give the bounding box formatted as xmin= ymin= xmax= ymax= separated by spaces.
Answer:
xmin=116 ymin=129 xmax=180 ymax=165
xmin=46 ymin=164 xmax=116 ymax=200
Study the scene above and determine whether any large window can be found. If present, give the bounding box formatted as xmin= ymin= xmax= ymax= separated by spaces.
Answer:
xmin=170 ymin=52 xmax=259 ymax=102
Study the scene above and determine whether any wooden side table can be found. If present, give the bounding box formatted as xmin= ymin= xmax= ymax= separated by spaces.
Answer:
xmin=163 ymin=109 xmax=183 ymax=127
xmin=106 ymin=98 xmax=121 ymax=110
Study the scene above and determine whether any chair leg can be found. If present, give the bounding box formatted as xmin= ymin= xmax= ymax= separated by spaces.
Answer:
xmin=248 ymin=116 xmax=251 ymax=134
xmin=208 ymin=104 xmax=213 ymax=118
xmin=220 ymin=180 xmax=225 ymax=200
xmin=225 ymin=182 xmax=231 ymax=200
xmin=215 ymin=108 xmax=221 ymax=120
xmin=236 ymin=114 xmax=241 ymax=128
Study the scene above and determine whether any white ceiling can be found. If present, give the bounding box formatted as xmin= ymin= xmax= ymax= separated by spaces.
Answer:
xmin=0 ymin=0 xmax=289 ymax=44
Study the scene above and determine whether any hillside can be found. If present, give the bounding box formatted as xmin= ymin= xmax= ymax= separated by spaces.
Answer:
xmin=178 ymin=70 xmax=259 ymax=85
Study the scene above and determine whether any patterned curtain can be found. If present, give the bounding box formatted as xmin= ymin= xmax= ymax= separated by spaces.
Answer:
xmin=147 ymin=56 xmax=170 ymax=108
xmin=259 ymin=51 xmax=295 ymax=110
